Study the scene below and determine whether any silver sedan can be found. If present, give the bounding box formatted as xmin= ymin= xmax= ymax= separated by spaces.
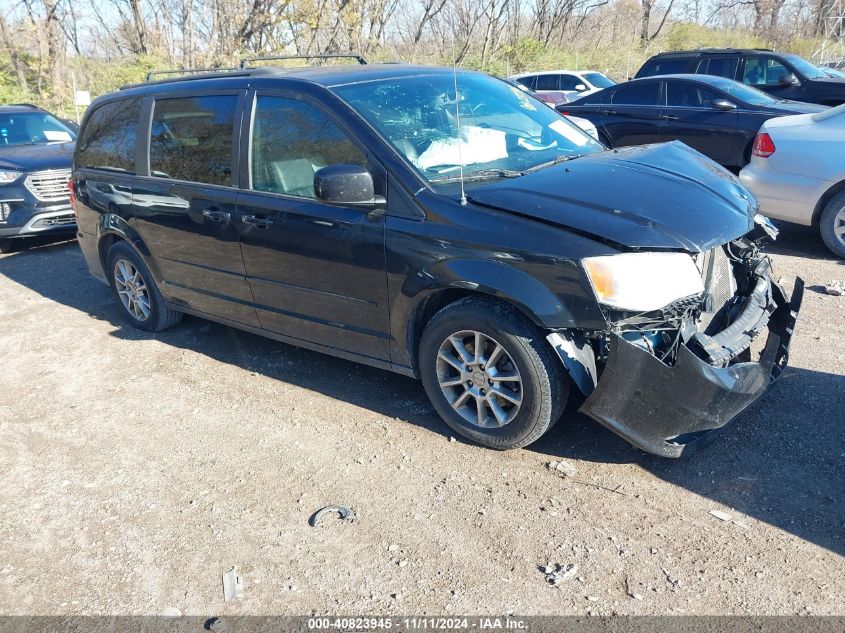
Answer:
xmin=739 ymin=103 xmax=845 ymax=258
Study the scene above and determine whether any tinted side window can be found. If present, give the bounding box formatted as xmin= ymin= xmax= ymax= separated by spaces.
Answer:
xmin=743 ymin=57 xmax=790 ymax=86
xmin=640 ymin=58 xmax=690 ymax=76
xmin=611 ymin=82 xmax=660 ymax=105
xmin=560 ymin=74 xmax=581 ymax=90
xmin=149 ymin=95 xmax=237 ymax=186
xmin=666 ymin=83 xmax=722 ymax=107
xmin=76 ymin=98 xmax=141 ymax=172
xmin=251 ymin=95 xmax=367 ymax=199
xmin=535 ymin=74 xmax=559 ymax=91
xmin=697 ymin=57 xmax=738 ymax=79
xmin=515 ymin=76 xmax=536 ymax=90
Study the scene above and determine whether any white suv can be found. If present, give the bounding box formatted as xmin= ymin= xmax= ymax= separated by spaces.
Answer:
xmin=509 ymin=70 xmax=615 ymax=104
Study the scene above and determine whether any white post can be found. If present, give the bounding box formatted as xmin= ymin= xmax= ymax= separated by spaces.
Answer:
xmin=72 ymin=72 xmax=81 ymax=125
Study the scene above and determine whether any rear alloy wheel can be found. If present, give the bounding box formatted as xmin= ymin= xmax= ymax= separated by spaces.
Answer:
xmin=419 ymin=297 xmax=567 ymax=449
xmin=107 ymin=240 xmax=182 ymax=332
xmin=819 ymin=191 xmax=845 ymax=259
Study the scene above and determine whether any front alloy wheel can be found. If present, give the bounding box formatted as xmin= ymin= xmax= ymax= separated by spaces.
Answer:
xmin=419 ymin=297 xmax=567 ymax=450
xmin=436 ymin=330 xmax=523 ymax=428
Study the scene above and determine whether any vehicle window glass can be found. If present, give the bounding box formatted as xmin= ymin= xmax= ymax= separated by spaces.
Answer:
xmin=583 ymin=72 xmax=615 ymax=88
xmin=644 ymin=59 xmax=689 ymax=76
xmin=706 ymin=76 xmax=780 ymax=106
xmin=251 ymin=95 xmax=367 ymax=199
xmin=76 ymin=99 xmax=140 ymax=172
xmin=743 ymin=57 xmax=789 ymax=86
xmin=535 ymin=74 xmax=559 ymax=91
xmin=611 ymin=82 xmax=659 ymax=105
xmin=149 ymin=95 xmax=236 ymax=186
xmin=0 ymin=112 xmax=76 ymax=148
xmin=698 ymin=57 xmax=738 ymax=79
xmin=332 ymin=73 xmax=604 ymax=188
xmin=665 ymin=82 xmax=721 ymax=107
xmin=781 ymin=53 xmax=826 ymax=79
xmin=560 ymin=74 xmax=581 ymax=90
xmin=515 ymin=76 xmax=536 ymax=90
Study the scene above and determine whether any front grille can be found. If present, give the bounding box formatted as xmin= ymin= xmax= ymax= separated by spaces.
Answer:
xmin=698 ymin=245 xmax=737 ymax=333
xmin=25 ymin=169 xmax=71 ymax=202
xmin=31 ymin=213 xmax=76 ymax=229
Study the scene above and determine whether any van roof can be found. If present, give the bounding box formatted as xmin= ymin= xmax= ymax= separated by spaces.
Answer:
xmin=120 ymin=63 xmax=466 ymax=92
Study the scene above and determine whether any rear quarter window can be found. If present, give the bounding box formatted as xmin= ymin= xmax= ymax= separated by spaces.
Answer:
xmin=76 ymin=98 xmax=142 ymax=173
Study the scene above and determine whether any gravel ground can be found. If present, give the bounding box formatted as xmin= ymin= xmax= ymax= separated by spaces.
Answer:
xmin=0 ymin=224 xmax=842 ymax=616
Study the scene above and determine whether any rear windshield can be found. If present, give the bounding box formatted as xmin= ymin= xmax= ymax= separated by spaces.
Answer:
xmin=639 ymin=58 xmax=690 ymax=77
xmin=0 ymin=112 xmax=76 ymax=147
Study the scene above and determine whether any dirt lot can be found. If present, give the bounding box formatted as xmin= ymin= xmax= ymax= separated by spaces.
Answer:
xmin=0 ymin=225 xmax=842 ymax=616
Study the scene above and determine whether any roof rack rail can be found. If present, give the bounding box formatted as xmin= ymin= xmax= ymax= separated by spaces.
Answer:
xmin=238 ymin=54 xmax=367 ymax=69
xmin=6 ymin=103 xmax=41 ymax=109
xmin=145 ymin=67 xmax=239 ymax=81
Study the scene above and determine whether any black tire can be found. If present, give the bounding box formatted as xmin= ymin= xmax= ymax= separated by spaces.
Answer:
xmin=0 ymin=239 xmax=14 ymax=254
xmin=419 ymin=296 xmax=568 ymax=450
xmin=819 ymin=191 xmax=845 ymax=259
xmin=106 ymin=240 xmax=182 ymax=332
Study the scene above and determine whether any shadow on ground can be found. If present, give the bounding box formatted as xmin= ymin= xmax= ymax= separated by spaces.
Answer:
xmin=1 ymin=239 xmax=843 ymax=558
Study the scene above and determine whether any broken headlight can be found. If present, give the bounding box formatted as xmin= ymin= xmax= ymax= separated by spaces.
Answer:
xmin=583 ymin=252 xmax=704 ymax=312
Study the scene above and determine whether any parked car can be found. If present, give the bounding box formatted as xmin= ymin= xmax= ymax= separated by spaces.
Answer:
xmin=636 ymin=49 xmax=845 ymax=106
xmin=503 ymin=78 xmax=600 ymax=140
xmin=739 ymin=103 xmax=845 ymax=258
xmin=510 ymin=70 xmax=615 ymax=105
xmin=0 ymin=104 xmax=77 ymax=252
xmin=559 ymin=74 xmax=826 ymax=169
xmin=72 ymin=62 xmax=801 ymax=458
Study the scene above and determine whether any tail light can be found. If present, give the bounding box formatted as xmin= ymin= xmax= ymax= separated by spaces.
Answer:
xmin=752 ymin=133 xmax=776 ymax=158
xmin=68 ymin=178 xmax=76 ymax=210
xmin=560 ymin=111 xmax=571 ymax=115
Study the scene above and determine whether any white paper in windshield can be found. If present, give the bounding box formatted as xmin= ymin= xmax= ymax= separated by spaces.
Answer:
xmin=44 ymin=130 xmax=73 ymax=142
xmin=549 ymin=119 xmax=588 ymax=147
xmin=416 ymin=126 xmax=508 ymax=171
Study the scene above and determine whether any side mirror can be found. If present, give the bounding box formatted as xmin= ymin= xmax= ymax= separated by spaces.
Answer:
xmin=779 ymin=73 xmax=799 ymax=87
xmin=712 ymin=99 xmax=737 ymax=111
xmin=575 ymin=84 xmax=587 ymax=91
xmin=314 ymin=164 xmax=385 ymax=207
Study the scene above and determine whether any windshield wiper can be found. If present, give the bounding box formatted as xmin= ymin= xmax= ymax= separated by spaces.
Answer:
xmin=431 ymin=168 xmax=523 ymax=184
xmin=523 ymin=153 xmax=584 ymax=174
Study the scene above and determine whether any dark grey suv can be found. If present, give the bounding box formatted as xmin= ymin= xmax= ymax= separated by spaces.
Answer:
xmin=0 ymin=104 xmax=78 ymax=252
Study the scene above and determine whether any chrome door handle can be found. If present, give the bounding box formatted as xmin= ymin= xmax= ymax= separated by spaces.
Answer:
xmin=202 ymin=208 xmax=231 ymax=222
xmin=660 ymin=114 xmax=679 ymax=121
xmin=241 ymin=214 xmax=274 ymax=228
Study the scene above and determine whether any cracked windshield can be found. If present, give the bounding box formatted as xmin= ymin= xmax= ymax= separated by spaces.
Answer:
xmin=334 ymin=73 xmax=604 ymax=186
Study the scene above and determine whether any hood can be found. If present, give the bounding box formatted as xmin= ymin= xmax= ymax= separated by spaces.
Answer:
xmin=812 ymin=76 xmax=845 ymax=85
xmin=469 ymin=141 xmax=755 ymax=252
xmin=0 ymin=142 xmax=74 ymax=172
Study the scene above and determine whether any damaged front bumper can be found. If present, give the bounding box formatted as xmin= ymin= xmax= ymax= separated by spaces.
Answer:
xmin=550 ymin=275 xmax=803 ymax=458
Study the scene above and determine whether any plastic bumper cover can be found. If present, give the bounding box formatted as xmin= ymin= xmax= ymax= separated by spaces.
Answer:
xmin=580 ymin=278 xmax=803 ymax=458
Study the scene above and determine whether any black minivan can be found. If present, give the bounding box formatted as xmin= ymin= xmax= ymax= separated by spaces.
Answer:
xmin=71 ymin=61 xmax=801 ymax=458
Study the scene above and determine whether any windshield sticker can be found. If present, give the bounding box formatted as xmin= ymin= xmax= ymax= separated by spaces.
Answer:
xmin=44 ymin=130 xmax=73 ymax=142
xmin=510 ymin=86 xmax=537 ymax=112
xmin=550 ymin=119 xmax=589 ymax=147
